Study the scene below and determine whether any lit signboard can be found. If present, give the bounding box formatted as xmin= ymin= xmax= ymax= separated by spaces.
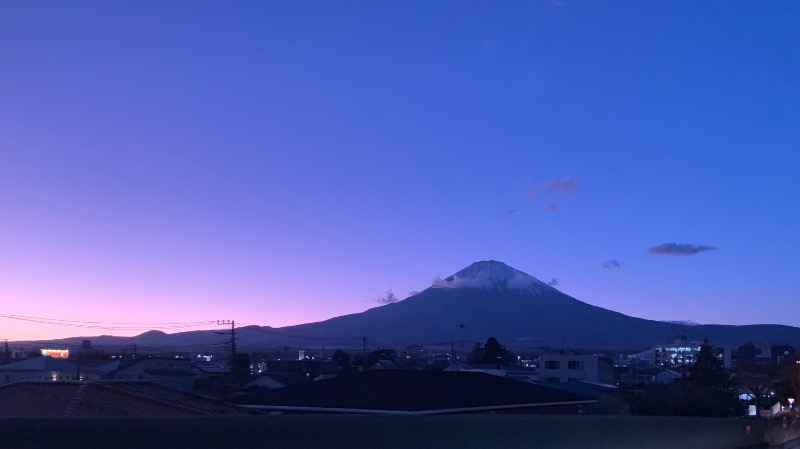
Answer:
xmin=41 ymin=349 xmax=69 ymax=358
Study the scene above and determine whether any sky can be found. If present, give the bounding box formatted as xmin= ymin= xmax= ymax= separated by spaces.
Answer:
xmin=1 ymin=1 xmax=799 ymax=341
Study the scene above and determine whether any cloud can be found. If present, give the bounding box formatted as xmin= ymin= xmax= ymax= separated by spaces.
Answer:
xmin=504 ymin=208 xmax=517 ymax=217
xmin=547 ymin=177 xmax=577 ymax=196
xmin=432 ymin=272 xmax=535 ymax=290
xmin=408 ymin=290 xmax=420 ymax=296
xmin=601 ymin=260 xmax=622 ymax=270
xmin=648 ymin=243 xmax=718 ymax=256
xmin=374 ymin=290 xmax=399 ymax=305
xmin=514 ymin=178 xmax=537 ymax=200
xmin=545 ymin=202 xmax=558 ymax=212
xmin=546 ymin=278 xmax=559 ymax=286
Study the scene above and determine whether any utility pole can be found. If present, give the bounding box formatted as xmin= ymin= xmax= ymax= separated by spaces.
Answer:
xmin=361 ymin=336 xmax=368 ymax=372
xmin=216 ymin=320 xmax=237 ymax=367
xmin=458 ymin=324 xmax=466 ymax=365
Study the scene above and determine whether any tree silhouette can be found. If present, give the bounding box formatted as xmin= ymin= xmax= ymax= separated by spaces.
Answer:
xmin=689 ymin=339 xmax=727 ymax=387
xmin=776 ymin=354 xmax=800 ymax=401
xmin=735 ymin=344 xmax=773 ymax=412
xmin=467 ymin=343 xmax=484 ymax=364
xmin=231 ymin=353 xmax=252 ymax=379
xmin=332 ymin=349 xmax=351 ymax=369
xmin=466 ymin=337 xmax=515 ymax=366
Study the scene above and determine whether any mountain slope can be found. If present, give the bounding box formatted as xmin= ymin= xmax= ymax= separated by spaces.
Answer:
xmin=278 ymin=261 xmax=800 ymax=350
xmin=32 ymin=261 xmax=800 ymax=351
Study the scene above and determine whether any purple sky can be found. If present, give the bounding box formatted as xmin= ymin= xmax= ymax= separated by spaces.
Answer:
xmin=1 ymin=1 xmax=799 ymax=341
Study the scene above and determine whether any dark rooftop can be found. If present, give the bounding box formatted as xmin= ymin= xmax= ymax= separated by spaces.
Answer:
xmin=0 ymin=381 xmax=249 ymax=417
xmin=234 ymin=370 xmax=594 ymax=413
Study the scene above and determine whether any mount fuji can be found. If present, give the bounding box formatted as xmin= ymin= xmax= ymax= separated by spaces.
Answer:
xmin=32 ymin=260 xmax=800 ymax=351
xmin=273 ymin=260 xmax=800 ymax=350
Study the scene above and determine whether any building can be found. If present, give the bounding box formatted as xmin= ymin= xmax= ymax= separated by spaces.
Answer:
xmin=0 ymin=357 xmax=85 ymax=384
xmin=0 ymin=381 xmax=248 ymax=417
xmin=234 ymin=370 xmax=596 ymax=414
xmin=653 ymin=339 xmax=731 ymax=369
xmin=104 ymin=357 xmax=195 ymax=390
xmin=653 ymin=369 xmax=683 ymax=384
xmin=736 ymin=344 xmax=795 ymax=370
xmin=538 ymin=354 xmax=614 ymax=384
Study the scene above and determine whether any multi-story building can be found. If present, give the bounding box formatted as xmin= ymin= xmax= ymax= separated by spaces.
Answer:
xmin=653 ymin=338 xmax=731 ymax=369
xmin=538 ymin=354 xmax=614 ymax=384
xmin=736 ymin=343 xmax=795 ymax=370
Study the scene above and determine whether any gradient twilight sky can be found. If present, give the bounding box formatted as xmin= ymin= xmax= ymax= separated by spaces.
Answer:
xmin=1 ymin=1 xmax=799 ymax=341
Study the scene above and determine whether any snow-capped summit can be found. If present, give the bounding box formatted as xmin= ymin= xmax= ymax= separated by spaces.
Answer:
xmin=432 ymin=260 xmax=548 ymax=291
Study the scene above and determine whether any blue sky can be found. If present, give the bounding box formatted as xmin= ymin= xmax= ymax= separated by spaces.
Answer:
xmin=1 ymin=1 xmax=798 ymax=340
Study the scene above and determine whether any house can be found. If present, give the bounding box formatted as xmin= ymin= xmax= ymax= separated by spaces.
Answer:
xmin=0 ymin=381 xmax=249 ymax=417
xmin=0 ymin=357 xmax=86 ymax=385
xmin=368 ymin=359 xmax=399 ymax=370
xmin=538 ymin=354 xmax=614 ymax=384
xmin=242 ymin=374 xmax=286 ymax=390
xmin=105 ymin=357 xmax=195 ymax=390
xmin=654 ymin=369 xmax=683 ymax=384
xmin=233 ymin=370 xmax=595 ymax=414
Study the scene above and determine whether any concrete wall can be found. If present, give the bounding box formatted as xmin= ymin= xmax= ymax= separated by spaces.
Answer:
xmin=0 ymin=415 xmax=766 ymax=449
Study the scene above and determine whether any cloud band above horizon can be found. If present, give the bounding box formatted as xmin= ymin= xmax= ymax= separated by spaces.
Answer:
xmin=648 ymin=242 xmax=717 ymax=256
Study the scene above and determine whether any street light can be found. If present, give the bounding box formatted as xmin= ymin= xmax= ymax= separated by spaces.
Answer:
xmin=789 ymin=397 xmax=795 ymax=410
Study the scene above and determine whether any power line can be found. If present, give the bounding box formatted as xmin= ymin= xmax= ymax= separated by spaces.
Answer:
xmin=0 ymin=313 xmax=217 ymax=331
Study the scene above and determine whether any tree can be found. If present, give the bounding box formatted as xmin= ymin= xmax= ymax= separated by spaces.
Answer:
xmin=736 ymin=367 xmax=773 ymax=412
xmin=483 ymin=337 xmax=515 ymax=366
xmin=629 ymin=382 xmax=742 ymax=417
xmin=734 ymin=344 xmax=774 ymax=412
xmin=231 ymin=353 xmax=251 ymax=378
xmin=467 ymin=343 xmax=484 ymax=364
xmin=332 ymin=349 xmax=351 ymax=369
xmin=776 ymin=354 xmax=800 ymax=401
xmin=689 ymin=339 xmax=727 ymax=388
xmin=466 ymin=337 xmax=515 ymax=366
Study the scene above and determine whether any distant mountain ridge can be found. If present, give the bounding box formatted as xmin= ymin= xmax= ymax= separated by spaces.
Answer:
xmin=26 ymin=261 xmax=800 ymax=352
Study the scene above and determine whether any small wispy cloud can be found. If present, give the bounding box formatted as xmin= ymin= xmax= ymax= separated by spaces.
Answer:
xmin=545 ymin=202 xmax=558 ymax=212
xmin=648 ymin=243 xmax=717 ymax=256
xmin=514 ymin=178 xmax=537 ymax=201
xmin=408 ymin=290 xmax=420 ymax=297
xmin=546 ymin=278 xmax=559 ymax=286
xmin=374 ymin=290 xmax=399 ymax=305
xmin=504 ymin=208 xmax=517 ymax=217
xmin=547 ymin=177 xmax=577 ymax=196
xmin=601 ymin=260 xmax=622 ymax=270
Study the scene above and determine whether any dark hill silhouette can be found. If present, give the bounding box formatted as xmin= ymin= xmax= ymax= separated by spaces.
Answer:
xmin=29 ymin=261 xmax=800 ymax=351
xmin=278 ymin=261 xmax=800 ymax=350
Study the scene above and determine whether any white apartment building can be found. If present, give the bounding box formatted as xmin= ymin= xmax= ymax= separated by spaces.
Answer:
xmin=538 ymin=354 xmax=614 ymax=384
